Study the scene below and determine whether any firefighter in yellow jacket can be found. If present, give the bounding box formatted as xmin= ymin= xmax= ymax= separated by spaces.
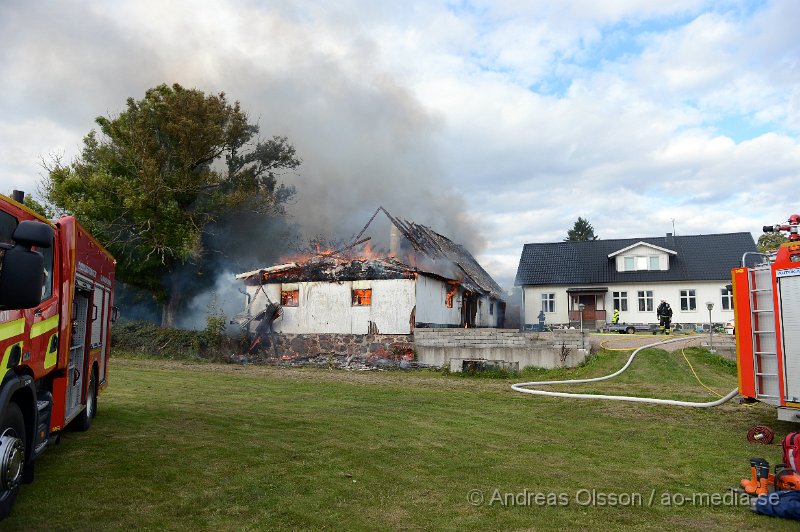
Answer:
xmin=657 ymin=299 xmax=672 ymax=334
xmin=612 ymin=308 xmax=620 ymax=324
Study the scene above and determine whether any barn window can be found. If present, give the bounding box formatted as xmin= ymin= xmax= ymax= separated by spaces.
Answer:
xmin=445 ymin=282 xmax=458 ymax=308
xmin=280 ymin=283 xmax=299 ymax=307
xmin=352 ymin=281 xmax=372 ymax=306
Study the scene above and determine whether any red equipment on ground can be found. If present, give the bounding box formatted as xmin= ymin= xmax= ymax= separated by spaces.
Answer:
xmin=732 ymin=215 xmax=800 ymax=423
xmin=0 ymin=191 xmax=116 ymax=518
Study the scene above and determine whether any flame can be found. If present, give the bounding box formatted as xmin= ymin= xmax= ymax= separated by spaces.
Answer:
xmin=278 ymin=241 xmax=386 ymax=265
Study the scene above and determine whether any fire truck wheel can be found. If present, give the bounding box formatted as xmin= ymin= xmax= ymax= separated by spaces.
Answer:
xmin=75 ymin=368 xmax=97 ymax=432
xmin=0 ymin=403 xmax=25 ymax=519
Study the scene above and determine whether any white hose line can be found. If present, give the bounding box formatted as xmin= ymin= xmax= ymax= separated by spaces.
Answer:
xmin=511 ymin=335 xmax=740 ymax=408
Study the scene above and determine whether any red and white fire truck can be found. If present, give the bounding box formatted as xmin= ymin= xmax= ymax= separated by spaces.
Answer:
xmin=0 ymin=191 xmax=115 ymax=517
xmin=732 ymin=215 xmax=800 ymax=422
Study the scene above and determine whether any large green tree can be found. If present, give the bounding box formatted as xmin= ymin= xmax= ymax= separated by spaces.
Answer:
xmin=757 ymin=231 xmax=788 ymax=253
xmin=44 ymin=83 xmax=300 ymax=326
xmin=565 ymin=217 xmax=598 ymax=241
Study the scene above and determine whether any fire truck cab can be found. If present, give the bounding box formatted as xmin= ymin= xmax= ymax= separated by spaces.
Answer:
xmin=0 ymin=191 xmax=115 ymax=517
xmin=732 ymin=227 xmax=800 ymax=422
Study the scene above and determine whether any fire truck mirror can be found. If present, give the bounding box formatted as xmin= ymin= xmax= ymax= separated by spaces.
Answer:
xmin=0 ymin=236 xmax=48 ymax=310
xmin=0 ymin=221 xmax=53 ymax=309
xmin=11 ymin=220 xmax=53 ymax=248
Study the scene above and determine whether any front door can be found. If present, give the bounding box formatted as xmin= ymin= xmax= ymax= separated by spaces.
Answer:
xmin=578 ymin=295 xmax=596 ymax=320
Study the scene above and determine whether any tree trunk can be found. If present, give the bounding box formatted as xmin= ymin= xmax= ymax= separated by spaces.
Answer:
xmin=160 ymin=273 xmax=183 ymax=328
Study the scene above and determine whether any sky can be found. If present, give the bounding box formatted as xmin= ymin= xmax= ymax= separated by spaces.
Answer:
xmin=2 ymin=0 xmax=799 ymax=293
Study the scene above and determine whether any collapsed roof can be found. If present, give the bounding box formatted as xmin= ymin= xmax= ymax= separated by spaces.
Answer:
xmin=236 ymin=207 xmax=505 ymax=300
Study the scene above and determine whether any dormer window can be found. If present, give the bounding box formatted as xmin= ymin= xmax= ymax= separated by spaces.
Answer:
xmin=622 ymin=255 xmax=661 ymax=271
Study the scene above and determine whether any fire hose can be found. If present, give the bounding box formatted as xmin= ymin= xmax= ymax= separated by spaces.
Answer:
xmin=511 ymin=335 xmax=740 ymax=407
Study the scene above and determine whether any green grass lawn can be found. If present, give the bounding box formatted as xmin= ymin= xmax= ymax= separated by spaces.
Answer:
xmin=6 ymin=348 xmax=799 ymax=530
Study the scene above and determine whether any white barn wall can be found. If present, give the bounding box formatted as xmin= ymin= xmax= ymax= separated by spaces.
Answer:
xmin=247 ymin=279 xmax=416 ymax=334
xmin=476 ymin=295 xmax=500 ymax=327
xmin=367 ymin=279 xmax=416 ymax=334
xmin=523 ymin=281 xmax=735 ymax=326
xmin=414 ymin=275 xmax=462 ymax=326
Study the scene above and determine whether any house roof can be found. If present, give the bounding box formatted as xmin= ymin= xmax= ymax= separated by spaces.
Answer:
xmin=390 ymin=216 xmax=505 ymax=299
xmin=514 ymin=232 xmax=757 ymax=286
xmin=241 ymin=257 xmax=418 ymax=285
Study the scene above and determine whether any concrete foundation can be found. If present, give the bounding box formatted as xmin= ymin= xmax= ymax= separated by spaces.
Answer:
xmin=414 ymin=329 xmax=588 ymax=371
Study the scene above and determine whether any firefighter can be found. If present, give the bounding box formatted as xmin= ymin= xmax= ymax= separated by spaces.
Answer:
xmin=612 ymin=308 xmax=620 ymax=325
xmin=656 ymin=299 xmax=672 ymax=334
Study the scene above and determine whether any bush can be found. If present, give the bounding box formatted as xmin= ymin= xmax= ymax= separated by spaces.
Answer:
xmin=111 ymin=320 xmax=243 ymax=362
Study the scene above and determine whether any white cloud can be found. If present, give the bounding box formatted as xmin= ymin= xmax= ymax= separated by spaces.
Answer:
xmin=1 ymin=0 xmax=799 ymax=294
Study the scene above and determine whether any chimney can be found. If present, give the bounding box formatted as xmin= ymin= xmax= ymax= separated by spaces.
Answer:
xmin=389 ymin=223 xmax=401 ymax=258
xmin=666 ymin=232 xmax=675 ymax=248
xmin=11 ymin=190 xmax=24 ymax=203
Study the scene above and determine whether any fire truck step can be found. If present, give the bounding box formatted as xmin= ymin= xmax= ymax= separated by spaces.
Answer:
xmin=33 ymin=391 xmax=54 ymax=459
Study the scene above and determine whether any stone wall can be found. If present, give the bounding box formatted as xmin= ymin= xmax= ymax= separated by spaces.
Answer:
xmin=414 ymin=329 xmax=588 ymax=370
xmin=242 ymin=333 xmax=414 ymax=369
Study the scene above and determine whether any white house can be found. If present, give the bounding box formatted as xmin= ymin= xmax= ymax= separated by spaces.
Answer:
xmin=514 ymin=232 xmax=757 ymax=329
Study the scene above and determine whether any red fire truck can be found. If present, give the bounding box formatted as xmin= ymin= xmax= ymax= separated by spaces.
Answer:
xmin=0 ymin=191 xmax=115 ymax=517
xmin=732 ymin=215 xmax=800 ymax=423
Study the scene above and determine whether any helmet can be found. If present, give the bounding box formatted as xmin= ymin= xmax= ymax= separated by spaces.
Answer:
xmin=790 ymin=214 xmax=800 ymax=225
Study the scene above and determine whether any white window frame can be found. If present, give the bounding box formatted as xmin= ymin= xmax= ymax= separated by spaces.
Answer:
xmin=680 ymin=289 xmax=697 ymax=311
xmin=612 ymin=291 xmax=628 ymax=312
xmin=721 ymin=287 xmax=733 ymax=311
xmin=541 ymin=293 xmax=556 ymax=313
xmin=623 ymin=255 xmax=663 ymax=272
xmin=637 ymin=290 xmax=653 ymax=312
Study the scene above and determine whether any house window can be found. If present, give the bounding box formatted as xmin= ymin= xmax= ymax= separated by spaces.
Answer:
xmin=490 ymin=302 xmax=494 ymax=316
xmin=680 ymin=289 xmax=696 ymax=311
xmin=541 ymin=293 xmax=555 ymax=313
xmin=352 ymin=280 xmax=372 ymax=306
xmin=721 ymin=287 xmax=733 ymax=310
xmin=637 ymin=290 xmax=653 ymax=312
xmin=624 ymin=257 xmax=635 ymax=271
xmin=280 ymin=283 xmax=299 ymax=307
xmin=649 ymin=256 xmax=660 ymax=270
xmin=612 ymin=291 xmax=628 ymax=311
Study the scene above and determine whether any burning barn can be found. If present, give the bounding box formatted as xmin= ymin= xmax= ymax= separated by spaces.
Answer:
xmin=235 ymin=209 xmax=505 ymax=351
